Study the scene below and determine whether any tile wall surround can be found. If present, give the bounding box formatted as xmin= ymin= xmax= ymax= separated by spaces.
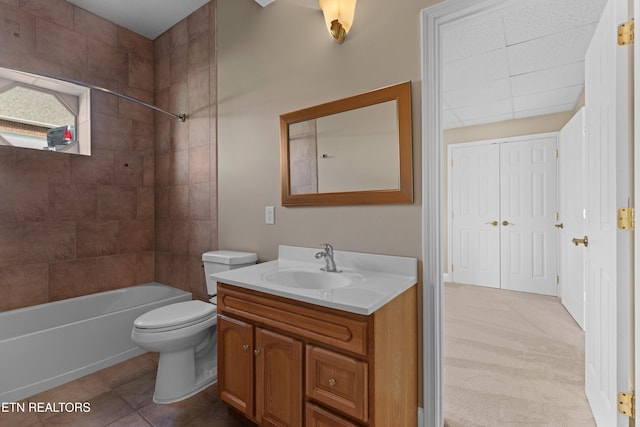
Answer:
xmin=0 ymin=0 xmax=217 ymax=311
xmin=153 ymin=3 xmax=217 ymax=303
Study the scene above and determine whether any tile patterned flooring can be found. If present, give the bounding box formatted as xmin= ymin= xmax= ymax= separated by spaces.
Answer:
xmin=0 ymin=353 xmax=249 ymax=427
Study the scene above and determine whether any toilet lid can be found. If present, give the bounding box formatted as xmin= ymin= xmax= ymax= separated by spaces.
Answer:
xmin=134 ymin=300 xmax=217 ymax=330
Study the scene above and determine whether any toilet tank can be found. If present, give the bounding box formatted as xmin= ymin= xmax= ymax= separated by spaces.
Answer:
xmin=202 ymin=250 xmax=257 ymax=296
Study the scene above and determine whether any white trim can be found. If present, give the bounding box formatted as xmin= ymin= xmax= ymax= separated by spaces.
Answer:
xmin=442 ymin=273 xmax=450 ymax=283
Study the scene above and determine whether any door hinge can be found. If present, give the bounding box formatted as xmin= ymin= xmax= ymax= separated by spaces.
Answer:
xmin=618 ymin=19 xmax=634 ymax=46
xmin=618 ymin=392 xmax=635 ymax=419
xmin=451 ymin=265 xmax=454 ymax=273
xmin=617 ymin=207 xmax=635 ymax=230
xmin=555 ymin=148 xmax=559 ymax=158
xmin=556 ymin=275 xmax=559 ymax=285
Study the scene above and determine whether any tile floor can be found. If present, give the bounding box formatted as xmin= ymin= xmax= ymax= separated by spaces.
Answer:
xmin=0 ymin=353 xmax=249 ymax=427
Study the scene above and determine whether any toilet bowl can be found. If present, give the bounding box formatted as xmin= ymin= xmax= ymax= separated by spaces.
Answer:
xmin=131 ymin=300 xmax=217 ymax=403
xmin=131 ymin=250 xmax=257 ymax=404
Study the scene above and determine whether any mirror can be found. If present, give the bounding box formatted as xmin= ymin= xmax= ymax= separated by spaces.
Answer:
xmin=0 ymin=67 xmax=91 ymax=155
xmin=280 ymin=81 xmax=413 ymax=206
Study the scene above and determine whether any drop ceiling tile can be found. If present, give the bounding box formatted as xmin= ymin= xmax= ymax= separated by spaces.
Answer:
xmin=442 ymin=110 xmax=462 ymax=129
xmin=454 ymin=98 xmax=513 ymax=122
xmin=440 ymin=0 xmax=603 ymax=131
xmin=511 ymin=61 xmax=584 ymax=97
xmin=503 ymin=0 xmax=607 ymax=45
xmin=443 ymin=48 xmax=509 ymax=92
xmin=462 ymin=113 xmax=514 ymax=128
xmin=507 ymin=24 xmax=596 ymax=76
xmin=444 ymin=78 xmax=511 ymax=109
xmin=442 ymin=15 xmax=506 ymax=61
xmin=513 ymin=84 xmax=583 ymax=112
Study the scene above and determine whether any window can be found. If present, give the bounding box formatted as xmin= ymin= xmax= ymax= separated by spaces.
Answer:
xmin=0 ymin=67 xmax=91 ymax=155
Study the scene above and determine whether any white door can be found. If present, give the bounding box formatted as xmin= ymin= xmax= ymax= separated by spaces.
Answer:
xmin=450 ymin=136 xmax=558 ymax=296
xmin=559 ymin=108 xmax=586 ymax=330
xmin=500 ymin=137 xmax=558 ymax=296
xmin=584 ymin=0 xmax=632 ymax=423
xmin=450 ymin=143 xmax=500 ymax=287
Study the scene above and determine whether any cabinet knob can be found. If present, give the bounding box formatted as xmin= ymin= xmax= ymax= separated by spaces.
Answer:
xmin=242 ymin=344 xmax=249 ymax=351
xmin=328 ymin=377 xmax=336 ymax=387
xmin=253 ymin=349 xmax=261 ymax=356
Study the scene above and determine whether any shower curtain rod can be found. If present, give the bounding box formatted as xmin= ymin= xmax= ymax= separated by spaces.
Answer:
xmin=37 ymin=72 xmax=187 ymax=122
xmin=85 ymin=82 xmax=187 ymax=122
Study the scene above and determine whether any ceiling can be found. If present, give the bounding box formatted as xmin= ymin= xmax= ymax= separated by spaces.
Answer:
xmin=64 ymin=0 xmax=605 ymax=130
xmin=65 ymin=0 xmax=210 ymax=40
xmin=442 ymin=0 xmax=607 ymax=129
xmin=65 ymin=1 xmax=273 ymax=39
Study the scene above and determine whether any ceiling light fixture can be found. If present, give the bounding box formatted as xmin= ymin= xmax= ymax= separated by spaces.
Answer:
xmin=319 ymin=0 xmax=357 ymax=44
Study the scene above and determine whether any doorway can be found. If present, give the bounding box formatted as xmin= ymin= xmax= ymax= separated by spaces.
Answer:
xmin=420 ymin=0 xmax=633 ymax=426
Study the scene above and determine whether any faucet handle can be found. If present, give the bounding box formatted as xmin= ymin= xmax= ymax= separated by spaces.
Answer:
xmin=321 ymin=243 xmax=334 ymax=253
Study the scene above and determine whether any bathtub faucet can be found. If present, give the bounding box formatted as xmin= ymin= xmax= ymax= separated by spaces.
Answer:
xmin=315 ymin=243 xmax=341 ymax=273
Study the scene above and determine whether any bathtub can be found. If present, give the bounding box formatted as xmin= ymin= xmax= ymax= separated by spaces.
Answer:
xmin=0 ymin=282 xmax=191 ymax=403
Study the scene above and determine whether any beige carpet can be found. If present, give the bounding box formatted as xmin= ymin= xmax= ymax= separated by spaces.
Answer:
xmin=444 ymin=283 xmax=595 ymax=427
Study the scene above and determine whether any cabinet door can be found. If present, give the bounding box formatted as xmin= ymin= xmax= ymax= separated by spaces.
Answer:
xmin=218 ymin=315 xmax=254 ymax=418
xmin=306 ymin=403 xmax=358 ymax=427
xmin=255 ymin=327 xmax=303 ymax=427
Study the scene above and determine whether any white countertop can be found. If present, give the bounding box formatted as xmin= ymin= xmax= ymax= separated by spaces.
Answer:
xmin=210 ymin=245 xmax=418 ymax=315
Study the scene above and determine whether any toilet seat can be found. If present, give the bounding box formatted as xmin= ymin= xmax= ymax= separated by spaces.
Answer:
xmin=134 ymin=300 xmax=217 ymax=333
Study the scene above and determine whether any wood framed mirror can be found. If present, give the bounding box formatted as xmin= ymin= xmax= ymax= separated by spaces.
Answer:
xmin=280 ymin=81 xmax=413 ymax=206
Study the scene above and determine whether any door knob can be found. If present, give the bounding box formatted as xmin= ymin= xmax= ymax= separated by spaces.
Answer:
xmin=572 ymin=236 xmax=589 ymax=247
xmin=502 ymin=220 xmax=514 ymax=226
xmin=555 ymin=223 xmax=564 ymax=229
xmin=485 ymin=221 xmax=498 ymax=226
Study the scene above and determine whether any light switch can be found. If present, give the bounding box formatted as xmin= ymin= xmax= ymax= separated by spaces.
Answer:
xmin=265 ymin=206 xmax=275 ymax=225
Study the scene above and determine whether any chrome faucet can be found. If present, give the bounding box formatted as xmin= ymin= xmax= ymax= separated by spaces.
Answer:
xmin=315 ymin=244 xmax=341 ymax=272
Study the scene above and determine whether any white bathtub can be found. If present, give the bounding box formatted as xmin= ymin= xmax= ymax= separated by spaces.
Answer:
xmin=0 ymin=282 xmax=191 ymax=403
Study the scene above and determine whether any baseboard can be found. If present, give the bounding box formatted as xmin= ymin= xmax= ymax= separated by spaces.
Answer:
xmin=442 ymin=273 xmax=450 ymax=283
xmin=418 ymin=406 xmax=424 ymax=427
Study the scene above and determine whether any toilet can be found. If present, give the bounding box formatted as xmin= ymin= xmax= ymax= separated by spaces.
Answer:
xmin=131 ymin=250 xmax=257 ymax=404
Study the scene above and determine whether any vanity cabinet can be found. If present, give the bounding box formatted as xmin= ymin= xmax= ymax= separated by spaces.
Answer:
xmin=217 ymin=282 xmax=417 ymax=427
xmin=218 ymin=316 xmax=303 ymax=426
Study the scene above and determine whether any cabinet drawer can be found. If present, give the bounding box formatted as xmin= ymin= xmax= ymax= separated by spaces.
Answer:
xmin=218 ymin=283 xmax=369 ymax=356
xmin=306 ymin=345 xmax=368 ymax=423
xmin=306 ymin=403 xmax=359 ymax=427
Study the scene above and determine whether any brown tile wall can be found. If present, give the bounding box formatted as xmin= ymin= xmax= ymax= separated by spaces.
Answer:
xmin=0 ymin=0 xmax=156 ymax=311
xmin=153 ymin=4 xmax=217 ymax=302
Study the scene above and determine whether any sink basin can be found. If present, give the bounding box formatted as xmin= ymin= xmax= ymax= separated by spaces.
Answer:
xmin=262 ymin=269 xmax=352 ymax=289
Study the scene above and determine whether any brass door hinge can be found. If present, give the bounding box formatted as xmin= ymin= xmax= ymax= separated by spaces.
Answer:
xmin=618 ymin=19 xmax=634 ymax=45
xmin=618 ymin=392 xmax=635 ymax=419
xmin=617 ymin=208 xmax=635 ymax=230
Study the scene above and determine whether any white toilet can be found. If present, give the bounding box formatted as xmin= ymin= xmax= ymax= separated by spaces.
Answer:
xmin=131 ymin=250 xmax=257 ymax=404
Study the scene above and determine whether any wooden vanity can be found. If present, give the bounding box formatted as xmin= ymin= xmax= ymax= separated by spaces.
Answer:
xmin=217 ymin=282 xmax=418 ymax=427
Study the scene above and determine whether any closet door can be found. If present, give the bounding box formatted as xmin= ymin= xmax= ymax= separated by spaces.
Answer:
xmin=559 ymin=108 xmax=585 ymax=330
xmin=500 ymin=137 xmax=558 ymax=296
xmin=450 ymin=144 xmax=500 ymax=287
